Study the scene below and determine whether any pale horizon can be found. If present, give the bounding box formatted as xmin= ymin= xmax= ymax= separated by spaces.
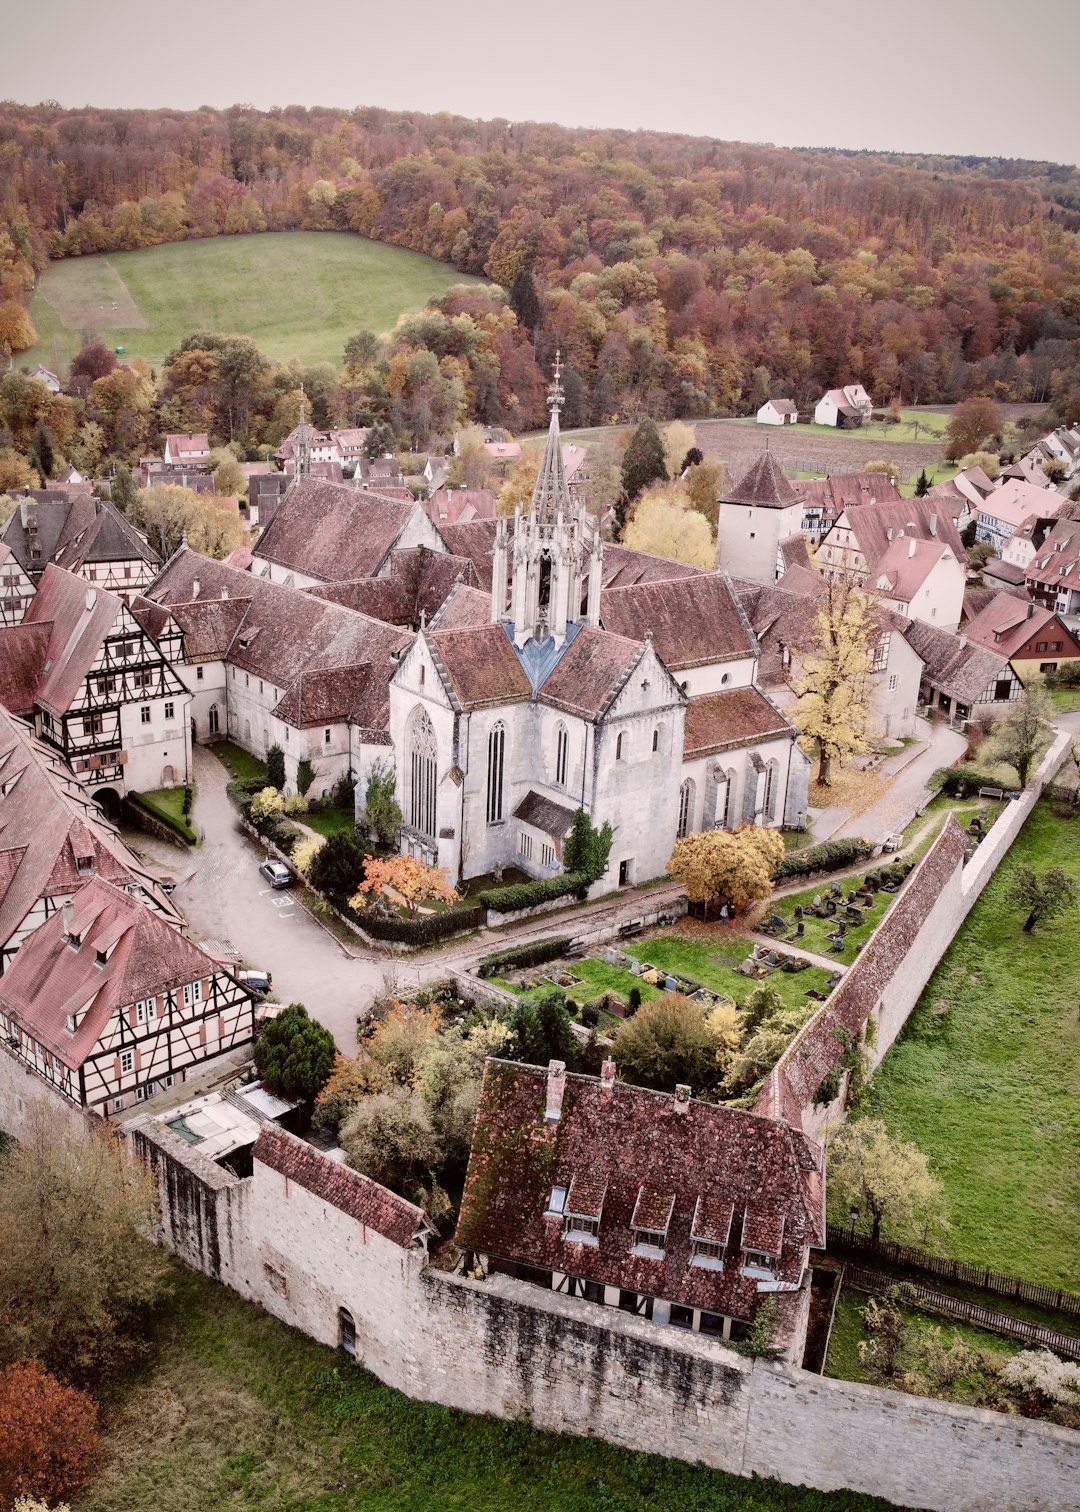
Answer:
xmin=1 ymin=0 xmax=1076 ymax=167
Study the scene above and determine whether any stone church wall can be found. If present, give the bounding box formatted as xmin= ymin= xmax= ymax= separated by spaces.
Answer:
xmin=131 ymin=1121 xmax=1080 ymax=1512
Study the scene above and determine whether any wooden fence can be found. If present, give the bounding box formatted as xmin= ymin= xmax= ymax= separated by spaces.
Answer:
xmin=826 ymin=1224 xmax=1080 ymax=1319
xmin=843 ymin=1267 xmax=1080 ymax=1361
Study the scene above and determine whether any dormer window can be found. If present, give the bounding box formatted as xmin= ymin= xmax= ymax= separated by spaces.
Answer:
xmin=561 ymin=1175 xmax=606 ymax=1245
xmin=691 ymin=1238 xmax=725 ymax=1267
xmin=546 ymin=1185 xmax=567 ymax=1215
xmin=742 ymin=1249 xmax=775 ymax=1272
xmin=690 ymin=1195 xmax=733 ymax=1271
xmin=630 ymin=1186 xmax=673 ymax=1259
xmin=95 ymin=949 xmax=108 ymax=967
xmin=564 ymin=1213 xmax=599 ymax=1242
xmin=632 ymin=1227 xmax=666 ymax=1258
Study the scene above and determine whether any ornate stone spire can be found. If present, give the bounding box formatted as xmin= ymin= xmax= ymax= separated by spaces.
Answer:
xmin=529 ymin=349 xmax=572 ymax=523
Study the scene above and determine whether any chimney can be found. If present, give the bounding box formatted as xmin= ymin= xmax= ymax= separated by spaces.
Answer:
xmin=886 ymin=528 xmax=893 ymax=541
xmin=600 ymin=1058 xmax=616 ymax=1094
xmin=959 ymin=634 xmax=967 ymax=649
xmin=84 ymin=587 xmax=96 ymax=612
xmin=192 ymin=578 xmax=200 ymax=601
xmin=929 ymin=512 xmax=938 ymax=536
xmin=908 ymin=538 xmax=917 ymax=558
xmin=674 ymin=1085 xmax=691 ymax=1114
xmin=220 ymin=587 xmax=229 ymax=600
xmin=63 ymin=899 xmax=76 ymax=937
xmin=545 ymin=1060 xmax=567 ymax=1126
xmin=1027 ymin=602 xmax=1035 ymax=617
xmin=19 ymin=497 xmax=28 ymax=528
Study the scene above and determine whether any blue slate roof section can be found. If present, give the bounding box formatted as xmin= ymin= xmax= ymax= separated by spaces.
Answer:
xmin=502 ymin=619 xmax=582 ymax=693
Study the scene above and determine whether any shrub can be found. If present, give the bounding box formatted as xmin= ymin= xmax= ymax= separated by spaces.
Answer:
xmin=340 ymin=1087 xmax=443 ymax=1197
xmin=478 ymin=871 xmax=591 ymax=913
xmin=773 ymin=836 xmax=874 ymax=881
xmin=250 ymin=786 xmax=285 ymax=822
xmin=282 ymin=793 xmax=309 ymax=814
xmin=291 ymin=836 xmax=323 ymax=876
xmin=266 ymin=743 xmax=286 ymax=790
xmin=308 ymin=829 xmax=369 ymax=904
xmin=349 ymin=906 xmax=484 ymax=946
xmin=180 ymin=784 xmax=193 ymax=817
xmin=930 ymin=764 xmax=999 ymax=797
xmin=0 ymin=1359 xmax=100 ymax=1509
xmin=296 ymin=757 xmax=315 ymax=795
xmin=1043 ymin=662 xmax=1080 ymax=689
xmin=580 ymin=1002 xmax=601 ymax=1029
xmin=477 ymin=936 xmax=572 ymax=978
xmin=254 ymin=1003 xmax=336 ymax=1101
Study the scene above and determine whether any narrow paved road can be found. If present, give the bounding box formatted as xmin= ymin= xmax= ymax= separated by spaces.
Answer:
xmin=828 ymin=720 xmax=969 ymax=843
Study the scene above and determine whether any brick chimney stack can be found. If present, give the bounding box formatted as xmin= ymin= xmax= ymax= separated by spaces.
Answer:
xmin=63 ymin=899 xmax=76 ymax=937
xmin=545 ymin=1060 xmax=567 ymax=1126
xmin=674 ymin=1084 xmax=691 ymax=1113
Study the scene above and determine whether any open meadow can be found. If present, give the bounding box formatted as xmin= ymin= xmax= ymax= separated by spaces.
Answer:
xmin=26 ymin=232 xmax=486 ymax=371
xmin=860 ymin=800 xmax=1080 ymax=1291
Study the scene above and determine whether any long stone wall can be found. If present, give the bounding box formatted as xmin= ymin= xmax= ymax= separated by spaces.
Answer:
xmin=132 ymin=1122 xmax=1080 ymax=1512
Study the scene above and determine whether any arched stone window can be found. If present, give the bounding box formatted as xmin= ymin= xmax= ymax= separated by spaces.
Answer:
xmin=408 ymin=707 xmax=438 ymax=839
xmin=763 ymin=758 xmax=780 ymax=823
xmin=652 ymin=727 xmax=660 ymax=753
xmin=208 ymin=703 xmax=219 ymax=736
xmin=615 ymin=732 xmax=625 ymax=761
xmin=677 ymin=779 xmax=694 ymax=839
xmin=486 ymin=721 xmax=506 ymax=823
xmin=555 ymin=723 xmax=569 ymax=788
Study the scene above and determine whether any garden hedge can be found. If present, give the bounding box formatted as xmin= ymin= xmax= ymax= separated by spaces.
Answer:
xmin=348 ymin=904 xmax=485 ymax=946
xmin=478 ymin=871 xmax=591 ymax=913
xmin=477 ymin=936 xmax=573 ymax=978
xmin=773 ymin=837 xmax=874 ymax=881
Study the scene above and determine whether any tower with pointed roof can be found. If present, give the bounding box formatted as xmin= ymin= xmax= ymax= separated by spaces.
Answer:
xmin=491 ymin=355 xmax=601 ymax=648
xmin=714 ymin=450 xmax=805 ymax=584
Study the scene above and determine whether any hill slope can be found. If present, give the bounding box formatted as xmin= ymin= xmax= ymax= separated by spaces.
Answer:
xmin=26 ymin=233 xmax=485 ymax=371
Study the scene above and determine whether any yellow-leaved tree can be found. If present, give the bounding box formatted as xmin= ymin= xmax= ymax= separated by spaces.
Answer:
xmin=350 ymin=854 xmax=458 ymax=915
xmin=623 ymin=482 xmax=715 ymax=567
xmin=666 ymin=824 xmax=784 ymax=914
xmin=790 ymin=577 xmax=876 ymax=786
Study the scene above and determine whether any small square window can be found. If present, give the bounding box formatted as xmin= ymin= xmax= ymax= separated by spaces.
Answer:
xmin=164 ymin=701 xmax=174 ymax=720
xmin=196 ymin=666 xmax=204 ymax=681
xmin=140 ymin=706 xmax=151 ymax=724
xmin=546 ymin=1185 xmax=568 ymax=1215
xmin=112 ymin=1096 xmax=125 ymax=1112
xmin=120 ymin=1050 xmax=134 ymax=1074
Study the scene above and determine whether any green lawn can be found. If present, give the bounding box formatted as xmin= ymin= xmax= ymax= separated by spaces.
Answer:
xmin=861 ymin=800 xmax=1080 ymax=1290
xmin=304 ymin=805 xmax=358 ymax=840
xmin=1049 ymin=686 xmax=1080 ymax=714
xmin=81 ymin=1265 xmax=895 ymax=1512
xmin=211 ymin=740 xmax=268 ymax=785
xmin=131 ymin=786 xmax=197 ymax=844
xmin=26 ymin=232 xmax=486 ymax=371
xmin=630 ymin=933 xmax=834 ymax=1013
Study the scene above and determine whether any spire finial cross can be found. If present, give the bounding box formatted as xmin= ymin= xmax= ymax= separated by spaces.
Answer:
xmin=547 ymin=349 xmax=564 ymax=415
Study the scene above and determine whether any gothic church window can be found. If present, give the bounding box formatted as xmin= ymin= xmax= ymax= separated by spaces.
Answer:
xmin=555 ymin=724 xmax=569 ymax=787
xmin=487 ymin=721 xmax=506 ymax=823
xmin=677 ymin=779 xmax=694 ymax=839
xmin=408 ymin=708 xmax=438 ymax=839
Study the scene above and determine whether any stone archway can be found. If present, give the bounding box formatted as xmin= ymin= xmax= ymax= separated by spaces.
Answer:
xmin=93 ymin=787 xmax=123 ymax=823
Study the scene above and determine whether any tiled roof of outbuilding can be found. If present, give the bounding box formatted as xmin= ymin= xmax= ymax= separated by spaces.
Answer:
xmin=538 ymin=627 xmax=645 ymax=720
xmin=457 ymin=1060 xmax=824 ymax=1318
xmin=253 ymin=479 xmax=418 ymax=582
xmin=254 ymin=1125 xmax=435 ymax=1248
xmin=684 ymin=688 xmax=794 ymax=756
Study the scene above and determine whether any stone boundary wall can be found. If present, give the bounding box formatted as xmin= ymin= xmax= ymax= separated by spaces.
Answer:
xmin=757 ymin=731 xmax=1072 ymax=1138
xmin=0 ymin=1043 xmax=99 ymax=1144
xmin=130 ymin=1122 xmax=1080 ymax=1512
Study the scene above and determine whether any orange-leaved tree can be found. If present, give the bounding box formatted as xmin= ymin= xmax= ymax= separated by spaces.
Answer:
xmin=350 ymin=854 xmax=458 ymax=915
xmin=0 ymin=1358 xmax=100 ymax=1510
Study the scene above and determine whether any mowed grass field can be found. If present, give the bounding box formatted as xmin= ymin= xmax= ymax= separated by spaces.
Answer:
xmin=26 ymin=232 xmax=486 ymax=371
xmin=861 ymin=800 xmax=1080 ymax=1291
xmin=80 ymin=1265 xmax=896 ymax=1512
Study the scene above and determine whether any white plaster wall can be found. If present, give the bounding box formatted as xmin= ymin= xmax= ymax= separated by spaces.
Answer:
xmin=119 ymin=694 xmax=192 ymax=790
xmin=678 ymin=654 xmax=757 ymax=697
xmin=716 ymin=502 xmax=804 ymax=584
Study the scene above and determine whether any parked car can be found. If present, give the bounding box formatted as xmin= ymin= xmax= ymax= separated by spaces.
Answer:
xmin=259 ymin=860 xmax=293 ymax=889
xmin=238 ymin=968 xmax=273 ymax=996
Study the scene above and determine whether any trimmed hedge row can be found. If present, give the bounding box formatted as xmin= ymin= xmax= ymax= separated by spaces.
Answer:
xmin=931 ymin=764 xmax=1006 ymax=798
xmin=478 ymin=871 xmax=591 ymax=913
xmin=348 ymin=904 xmax=485 ymax=946
xmin=773 ymin=836 xmax=874 ymax=881
xmin=477 ymin=936 xmax=573 ymax=979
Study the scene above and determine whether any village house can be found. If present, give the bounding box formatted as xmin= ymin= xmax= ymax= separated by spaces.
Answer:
xmin=0 ymin=543 xmax=36 ymax=627
xmin=1 ymin=493 xmax=161 ymax=606
xmin=163 ymin=433 xmax=211 ymax=468
xmin=756 ymin=398 xmax=798 ymax=426
xmin=816 ymin=498 xmax=967 ymax=632
xmin=960 ymin=593 xmax=1080 ymax=682
xmin=1025 ymin=508 xmax=1080 ymax=613
xmin=902 ymin=620 xmax=1023 ymax=725
xmin=425 ymin=488 xmax=498 ymax=528
xmin=0 ymin=877 xmax=256 ymax=1118
xmin=27 ymin=364 xmax=61 ymax=393
xmin=1001 ymin=516 xmax=1055 ymax=573
xmin=736 ymin=570 xmax=924 ymax=742
xmin=0 ymin=705 xmax=180 ymax=973
xmin=713 ymin=452 xmax=806 ymax=583
xmin=789 ymin=472 xmax=902 ymax=543
xmin=455 ymin=1057 xmax=825 ymax=1352
xmin=999 ymin=456 xmax=1055 ymax=490
xmin=1026 ymin=425 xmax=1080 ymax=481
xmin=975 ymin=479 xmax=1063 ymax=553
xmin=0 ymin=565 xmax=191 ymax=816
xmin=812 ymin=385 xmax=872 ymax=427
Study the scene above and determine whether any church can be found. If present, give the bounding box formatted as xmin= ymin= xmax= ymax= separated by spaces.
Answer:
xmin=385 ymin=364 xmax=810 ymax=893
xmin=133 ymin=363 xmax=809 ymax=897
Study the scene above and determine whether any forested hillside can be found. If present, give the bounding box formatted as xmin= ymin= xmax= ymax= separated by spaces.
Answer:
xmin=1 ymin=101 xmax=1079 ymax=427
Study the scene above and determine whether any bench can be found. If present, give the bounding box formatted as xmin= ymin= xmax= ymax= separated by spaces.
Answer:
xmin=618 ymin=920 xmax=644 ymax=938
xmin=978 ymin=786 xmax=1004 ymax=800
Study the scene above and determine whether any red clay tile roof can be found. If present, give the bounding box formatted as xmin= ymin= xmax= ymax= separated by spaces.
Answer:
xmin=0 ymin=623 xmax=51 ymax=715
xmin=756 ymin=821 xmax=967 ymax=1130
xmin=827 ymin=498 xmax=966 ymax=570
xmin=962 ymin=592 xmax=1078 ymax=659
xmin=538 ymin=627 xmax=645 ymax=720
xmin=723 ymin=452 xmax=799 ymax=509
xmin=310 ymin=548 xmax=480 ymax=629
xmin=871 ymin=537 xmax=956 ymax=604
xmin=435 ymin=520 xmax=501 ymax=590
xmin=513 ymin=790 xmax=577 ymax=838
xmin=683 ymin=688 xmax=793 ymax=757
xmin=600 ymin=573 xmax=756 ymax=669
xmin=457 ymin=1060 xmax=824 ymax=1318
xmin=429 ymin=584 xmax=493 ymax=630
xmin=598 ymin=544 xmax=704 ymax=591
xmin=1 ymin=496 xmax=157 ymax=576
xmin=253 ymin=1125 xmax=434 ymax=1248
xmin=902 ymin=620 xmax=1010 ymax=703
xmin=779 ymin=534 xmax=812 ymax=573
xmin=427 ymin=626 xmax=531 ymax=710
xmin=0 ymin=706 xmax=179 ymax=952
xmin=17 ymin=564 xmax=124 ymax=714
xmin=0 ymin=877 xmax=217 ymax=1069
xmin=272 ymin=665 xmax=374 ymax=727
xmin=253 ymin=479 xmax=418 ymax=582
xmin=426 ymin=488 xmax=497 ymax=526
xmin=790 ymin=474 xmax=902 ymax=522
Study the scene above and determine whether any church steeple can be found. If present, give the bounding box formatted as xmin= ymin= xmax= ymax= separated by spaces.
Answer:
xmin=504 ymin=353 xmax=600 ymax=649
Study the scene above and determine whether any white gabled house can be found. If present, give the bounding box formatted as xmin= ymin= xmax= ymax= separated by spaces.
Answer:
xmin=813 ymin=385 xmax=873 ymax=427
xmin=756 ymin=399 xmax=798 ymax=426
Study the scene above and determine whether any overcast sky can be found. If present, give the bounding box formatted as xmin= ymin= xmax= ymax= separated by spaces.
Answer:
xmin=2 ymin=0 xmax=1076 ymax=164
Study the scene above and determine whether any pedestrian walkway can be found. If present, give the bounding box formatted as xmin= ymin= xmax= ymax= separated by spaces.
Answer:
xmin=746 ymin=932 xmax=848 ymax=975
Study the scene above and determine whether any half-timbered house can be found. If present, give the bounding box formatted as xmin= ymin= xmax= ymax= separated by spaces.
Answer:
xmin=0 ymin=877 xmax=257 ymax=1117
xmin=0 ymin=564 xmax=191 ymax=810
xmin=1 ymin=494 xmax=160 ymax=605
xmin=0 ymin=543 xmax=36 ymax=626
xmin=0 ymin=705 xmax=180 ymax=973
